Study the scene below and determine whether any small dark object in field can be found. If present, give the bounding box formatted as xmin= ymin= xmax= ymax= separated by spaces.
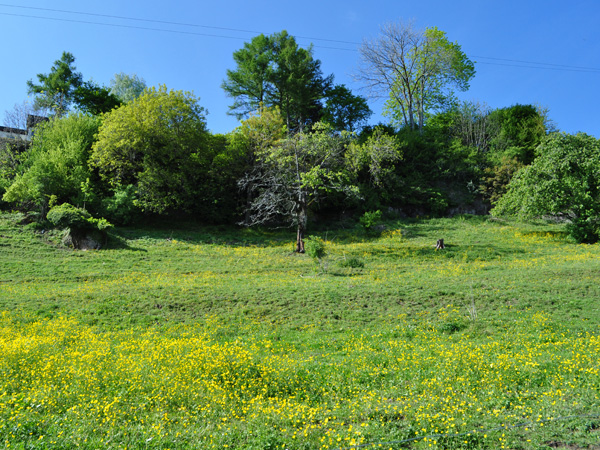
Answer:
xmin=436 ymin=238 xmax=445 ymax=250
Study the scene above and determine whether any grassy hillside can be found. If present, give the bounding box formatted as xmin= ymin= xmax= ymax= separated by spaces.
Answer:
xmin=0 ymin=212 xmax=599 ymax=449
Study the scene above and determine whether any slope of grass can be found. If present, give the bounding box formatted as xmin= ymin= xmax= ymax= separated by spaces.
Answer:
xmin=0 ymin=212 xmax=599 ymax=449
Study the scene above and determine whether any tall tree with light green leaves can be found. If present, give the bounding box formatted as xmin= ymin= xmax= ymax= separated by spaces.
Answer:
xmin=358 ymin=22 xmax=475 ymax=132
xmin=26 ymin=51 xmax=83 ymax=117
xmin=90 ymin=85 xmax=211 ymax=214
xmin=2 ymin=114 xmax=100 ymax=216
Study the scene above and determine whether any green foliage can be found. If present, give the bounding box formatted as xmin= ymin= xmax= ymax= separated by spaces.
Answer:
xmin=72 ymin=81 xmax=122 ymax=115
xmin=360 ymin=23 xmax=474 ymax=132
xmin=359 ymin=210 xmax=382 ymax=232
xmin=305 ymin=236 xmax=327 ymax=272
xmin=493 ymin=132 xmax=600 ymax=242
xmin=487 ymin=104 xmax=546 ymax=165
xmin=2 ymin=114 xmax=100 ymax=215
xmin=347 ymin=126 xmax=402 ymax=191
xmin=100 ymin=184 xmax=140 ymax=225
xmin=90 ymin=85 xmax=211 ymax=214
xmin=339 ymin=256 xmax=365 ymax=268
xmin=47 ymin=202 xmax=112 ymax=233
xmin=0 ymin=142 xmax=25 ymax=199
xmin=321 ymin=84 xmax=372 ymax=132
xmin=223 ymin=30 xmax=332 ymax=131
xmin=26 ymin=51 xmax=83 ymax=116
xmin=240 ymin=120 xmax=357 ymax=250
xmin=305 ymin=236 xmax=326 ymax=261
xmin=480 ymin=157 xmax=524 ymax=204
xmin=47 ymin=202 xmax=92 ymax=229
xmin=565 ymin=216 xmax=600 ymax=244
xmin=109 ymin=72 xmax=147 ymax=103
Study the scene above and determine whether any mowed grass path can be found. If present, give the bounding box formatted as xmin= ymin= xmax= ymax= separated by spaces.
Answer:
xmin=0 ymin=212 xmax=599 ymax=449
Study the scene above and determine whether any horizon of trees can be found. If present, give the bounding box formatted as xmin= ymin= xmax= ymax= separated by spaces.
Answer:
xmin=2 ymin=23 xmax=598 ymax=245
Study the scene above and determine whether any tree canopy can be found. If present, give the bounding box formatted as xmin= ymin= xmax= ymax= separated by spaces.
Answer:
xmin=90 ymin=85 xmax=211 ymax=214
xmin=26 ymin=52 xmax=83 ymax=117
xmin=109 ymin=73 xmax=147 ymax=103
xmin=2 ymin=114 xmax=100 ymax=216
xmin=321 ymin=84 xmax=372 ymax=132
xmin=358 ymin=22 xmax=475 ymax=132
xmin=492 ymin=133 xmax=600 ymax=242
xmin=222 ymin=31 xmax=333 ymax=131
xmin=238 ymin=111 xmax=357 ymax=251
xmin=73 ymin=81 xmax=122 ymax=116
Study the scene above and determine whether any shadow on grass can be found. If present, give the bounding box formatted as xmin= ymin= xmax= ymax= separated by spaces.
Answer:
xmin=105 ymin=233 xmax=148 ymax=252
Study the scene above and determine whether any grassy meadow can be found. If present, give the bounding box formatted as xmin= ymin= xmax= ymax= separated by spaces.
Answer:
xmin=0 ymin=212 xmax=599 ymax=449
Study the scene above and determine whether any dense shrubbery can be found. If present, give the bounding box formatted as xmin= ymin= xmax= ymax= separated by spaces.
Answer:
xmin=5 ymin=41 xmax=587 ymax=243
xmin=493 ymin=133 xmax=600 ymax=243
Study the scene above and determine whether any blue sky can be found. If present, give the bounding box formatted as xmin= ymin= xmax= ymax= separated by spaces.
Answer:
xmin=1 ymin=0 xmax=599 ymax=137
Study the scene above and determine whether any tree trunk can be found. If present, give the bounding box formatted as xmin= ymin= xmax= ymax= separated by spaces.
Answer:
xmin=295 ymin=197 xmax=307 ymax=253
xmin=296 ymin=221 xmax=305 ymax=253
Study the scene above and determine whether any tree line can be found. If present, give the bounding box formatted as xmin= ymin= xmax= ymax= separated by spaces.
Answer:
xmin=2 ymin=22 xmax=599 ymax=246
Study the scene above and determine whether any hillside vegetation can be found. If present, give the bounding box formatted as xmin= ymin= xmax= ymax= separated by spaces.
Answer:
xmin=0 ymin=213 xmax=599 ymax=449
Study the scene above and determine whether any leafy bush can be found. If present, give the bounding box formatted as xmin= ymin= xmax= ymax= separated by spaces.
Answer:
xmin=47 ymin=203 xmax=93 ymax=230
xmin=2 ymin=114 xmax=100 ymax=216
xmin=566 ymin=216 xmax=600 ymax=244
xmin=305 ymin=236 xmax=326 ymax=261
xmin=47 ymin=203 xmax=112 ymax=249
xmin=339 ymin=257 xmax=365 ymax=269
xmin=359 ymin=210 xmax=382 ymax=232
xmin=100 ymin=184 xmax=139 ymax=225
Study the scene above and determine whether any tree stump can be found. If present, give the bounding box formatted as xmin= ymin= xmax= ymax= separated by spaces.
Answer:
xmin=435 ymin=238 xmax=445 ymax=250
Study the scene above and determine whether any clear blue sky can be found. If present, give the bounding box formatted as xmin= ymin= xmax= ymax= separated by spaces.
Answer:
xmin=1 ymin=0 xmax=599 ymax=137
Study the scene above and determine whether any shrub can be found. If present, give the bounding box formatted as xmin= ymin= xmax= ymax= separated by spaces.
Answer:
xmin=359 ymin=210 xmax=382 ymax=233
xmin=305 ymin=236 xmax=326 ymax=261
xmin=566 ymin=216 xmax=600 ymax=244
xmin=100 ymin=184 xmax=139 ymax=225
xmin=47 ymin=203 xmax=112 ymax=249
xmin=339 ymin=257 xmax=365 ymax=269
xmin=47 ymin=203 xmax=93 ymax=230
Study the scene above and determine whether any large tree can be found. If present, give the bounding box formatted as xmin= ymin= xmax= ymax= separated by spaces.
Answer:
xmin=2 ymin=114 xmax=100 ymax=216
xmin=27 ymin=51 xmax=83 ymax=117
xmin=73 ymin=81 xmax=122 ymax=116
xmin=492 ymin=133 xmax=600 ymax=242
xmin=321 ymin=84 xmax=372 ymax=132
xmin=239 ymin=113 xmax=356 ymax=252
xmin=90 ymin=85 xmax=211 ymax=214
xmin=223 ymin=31 xmax=333 ymax=132
xmin=357 ymin=22 xmax=475 ymax=132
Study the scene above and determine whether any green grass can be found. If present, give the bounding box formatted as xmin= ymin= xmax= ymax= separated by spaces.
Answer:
xmin=0 ymin=212 xmax=599 ymax=449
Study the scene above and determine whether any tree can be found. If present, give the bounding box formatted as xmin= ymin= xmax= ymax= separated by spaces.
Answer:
xmin=26 ymin=51 xmax=83 ymax=116
xmin=487 ymin=104 xmax=547 ymax=165
xmin=451 ymin=100 xmax=498 ymax=154
xmin=492 ymin=133 xmax=600 ymax=242
xmin=223 ymin=31 xmax=333 ymax=131
xmin=90 ymin=85 xmax=211 ymax=214
xmin=109 ymin=73 xmax=147 ymax=103
xmin=357 ymin=22 xmax=475 ymax=132
xmin=239 ymin=117 xmax=356 ymax=252
xmin=228 ymin=106 xmax=288 ymax=223
xmin=2 ymin=114 xmax=100 ymax=216
xmin=346 ymin=126 xmax=402 ymax=189
xmin=73 ymin=81 xmax=122 ymax=115
xmin=321 ymin=84 xmax=372 ymax=132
